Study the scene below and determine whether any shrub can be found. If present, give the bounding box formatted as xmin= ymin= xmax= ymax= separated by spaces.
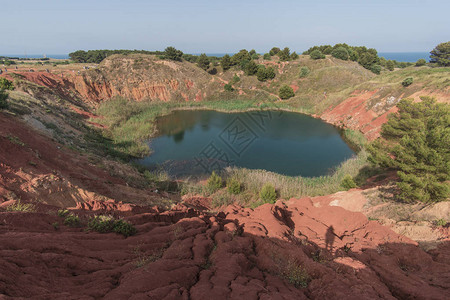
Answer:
xmin=331 ymin=47 xmax=349 ymax=60
xmin=370 ymin=64 xmax=382 ymax=74
xmin=341 ymin=175 xmax=357 ymax=190
xmin=263 ymin=53 xmax=271 ymax=60
xmin=5 ymin=201 xmax=35 ymax=212
xmin=207 ymin=171 xmax=223 ymax=192
xmin=278 ymin=47 xmax=291 ymax=61
xmin=260 ymin=183 xmax=277 ymax=203
xmin=386 ymin=60 xmax=395 ymax=71
xmin=415 ymin=58 xmax=426 ymax=66
xmin=0 ymin=78 xmax=14 ymax=90
xmin=227 ymin=178 xmax=242 ymax=195
xmin=57 ymin=209 xmax=69 ymax=217
xmin=279 ymin=85 xmax=295 ymax=100
xmin=0 ymin=89 xmax=8 ymax=109
xmin=290 ymin=52 xmax=299 ymax=60
xmin=224 ymin=83 xmax=234 ymax=91
xmin=401 ymin=77 xmax=413 ymax=87
xmin=282 ymin=261 xmax=310 ymax=288
xmin=368 ymin=97 xmax=450 ymax=203
xmin=64 ymin=214 xmax=81 ymax=227
xmin=435 ymin=219 xmax=447 ymax=227
xmin=257 ymin=66 xmax=276 ymax=81
xmin=88 ymin=215 xmax=137 ymax=237
xmin=299 ymin=66 xmax=310 ymax=78
xmin=310 ymin=50 xmax=325 ymax=60
xmin=244 ymin=60 xmax=258 ymax=75
xmin=231 ymin=74 xmax=240 ymax=84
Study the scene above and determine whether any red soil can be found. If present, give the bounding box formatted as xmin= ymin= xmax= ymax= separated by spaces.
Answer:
xmin=1 ymin=197 xmax=448 ymax=299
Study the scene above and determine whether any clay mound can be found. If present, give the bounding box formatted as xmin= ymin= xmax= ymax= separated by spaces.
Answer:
xmin=1 ymin=198 xmax=448 ymax=299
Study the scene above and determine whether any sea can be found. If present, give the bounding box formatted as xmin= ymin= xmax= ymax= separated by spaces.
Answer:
xmin=1 ymin=52 xmax=431 ymax=63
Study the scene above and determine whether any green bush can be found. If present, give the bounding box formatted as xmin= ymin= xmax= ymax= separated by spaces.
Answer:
xmin=57 ymin=209 xmax=69 ymax=217
xmin=224 ymin=83 xmax=234 ymax=91
xmin=386 ymin=60 xmax=395 ymax=71
xmin=401 ymin=77 xmax=413 ymax=87
xmin=231 ymin=74 xmax=240 ymax=84
xmin=310 ymin=50 xmax=325 ymax=60
xmin=257 ymin=66 xmax=276 ymax=82
xmin=88 ymin=215 xmax=136 ymax=237
xmin=207 ymin=171 xmax=223 ymax=192
xmin=435 ymin=219 xmax=447 ymax=227
xmin=299 ymin=66 xmax=310 ymax=78
xmin=64 ymin=214 xmax=81 ymax=227
xmin=368 ymin=97 xmax=449 ymax=203
xmin=415 ymin=59 xmax=426 ymax=66
xmin=370 ymin=64 xmax=382 ymax=74
xmin=279 ymin=85 xmax=295 ymax=100
xmin=260 ymin=183 xmax=277 ymax=203
xmin=5 ymin=201 xmax=35 ymax=212
xmin=0 ymin=89 xmax=8 ymax=109
xmin=0 ymin=78 xmax=14 ymax=90
xmin=341 ymin=175 xmax=357 ymax=190
xmin=227 ymin=178 xmax=242 ymax=195
xmin=197 ymin=53 xmax=210 ymax=71
xmin=263 ymin=53 xmax=271 ymax=60
xmin=290 ymin=52 xmax=299 ymax=60
xmin=331 ymin=47 xmax=349 ymax=60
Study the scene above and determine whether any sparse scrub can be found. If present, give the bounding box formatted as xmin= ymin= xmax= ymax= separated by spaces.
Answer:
xmin=435 ymin=219 xmax=447 ymax=227
xmin=58 ymin=209 xmax=70 ymax=217
xmin=87 ymin=215 xmax=137 ymax=237
xmin=64 ymin=214 xmax=81 ymax=227
xmin=5 ymin=201 xmax=35 ymax=212
xmin=282 ymin=260 xmax=310 ymax=288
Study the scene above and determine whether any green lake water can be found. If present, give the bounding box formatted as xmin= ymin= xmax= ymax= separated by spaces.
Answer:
xmin=137 ymin=110 xmax=355 ymax=177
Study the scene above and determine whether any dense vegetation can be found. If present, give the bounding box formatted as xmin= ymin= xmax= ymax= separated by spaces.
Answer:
xmin=303 ymin=43 xmax=416 ymax=73
xmin=69 ymin=49 xmax=165 ymax=63
xmin=368 ymin=97 xmax=449 ymax=203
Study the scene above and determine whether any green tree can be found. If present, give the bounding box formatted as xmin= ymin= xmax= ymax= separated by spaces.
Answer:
xmin=279 ymin=85 xmax=295 ymax=99
xmin=386 ymin=60 xmax=395 ymax=71
xmin=269 ymin=47 xmax=281 ymax=56
xmin=0 ymin=89 xmax=8 ymax=109
xmin=244 ymin=60 xmax=258 ymax=75
xmin=0 ymin=78 xmax=14 ymax=90
xmin=221 ymin=54 xmax=232 ymax=71
xmin=232 ymin=49 xmax=251 ymax=65
xmin=249 ymin=49 xmax=257 ymax=56
xmin=197 ymin=53 xmax=210 ymax=70
xmin=358 ymin=51 xmax=379 ymax=69
xmin=290 ymin=52 xmax=299 ymax=60
xmin=415 ymin=58 xmax=426 ymax=66
xmin=368 ymin=97 xmax=449 ymax=203
xmin=278 ymin=47 xmax=291 ymax=61
xmin=331 ymin=47 xmax=349 ymax=60
xmin=164 ymin=46 xmax=183 ymax=61
xmin=310 ymin=50 xmax=325 ymax=60
xmin=263 ymin=53 xmax=271 ymax=60
xmin=430 ymin=41 xmax=450 ymax=66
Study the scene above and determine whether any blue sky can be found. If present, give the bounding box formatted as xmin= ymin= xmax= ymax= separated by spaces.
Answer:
xmin=2 ymin=0 xmax=449 ymax=54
